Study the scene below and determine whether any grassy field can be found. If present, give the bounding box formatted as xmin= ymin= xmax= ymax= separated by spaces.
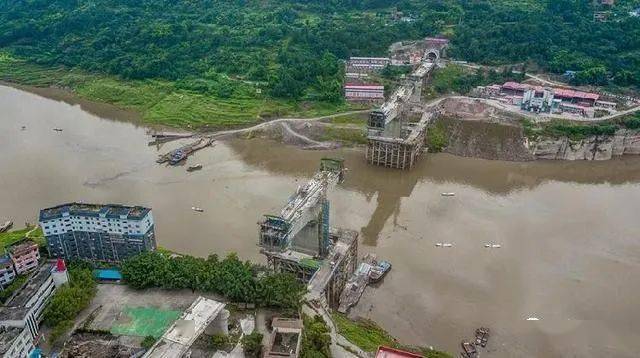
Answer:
xmin=0 ymin=226 xmax=46 ymax=251
xmin=111 ymin=306 xmax=181 ymax=338
xmin=332 ymin=312 xmax=452 ymax=357
xmin=0 ymin=52 xmax=364 ymax=130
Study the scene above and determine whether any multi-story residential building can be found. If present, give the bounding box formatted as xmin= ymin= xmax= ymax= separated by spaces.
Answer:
xmin=39 ymin=203 xmax=156 ymax=263
xmin=344 ymin=83 xmax=385 ymax=102
xmin=346 ymin=57 xmax=390 ymax=74
xmin=0 ymin=325 xmax=35 ymax=358
xmin=7 ymin=241 xmax=39 ymax=275
xmin=0 ymin=256 xmax=16 ymax=289
xmin=0 ymin=261 xmax=66 ymax=358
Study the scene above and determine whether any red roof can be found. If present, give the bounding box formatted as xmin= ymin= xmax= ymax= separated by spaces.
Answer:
xmin=55 ymin=258 xmax=67 ymax=272
xmin=375 ymin=346 xmax=423 ymax=358
xmin=501 ymin=82 xmax=598 ymax=101
xmin=345 ymin=84 xmax=384 ymax=90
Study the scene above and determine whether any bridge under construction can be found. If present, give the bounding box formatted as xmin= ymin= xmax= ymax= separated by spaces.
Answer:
xmin=258 ymin=158 xmax=358 ymax=308
xmin=366 ymin=61 xmax=437 ymax=169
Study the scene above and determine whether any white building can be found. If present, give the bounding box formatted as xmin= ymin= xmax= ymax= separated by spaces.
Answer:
xmin=0 ymin=262 xmax=66 ymax=358
xmin=144 ymin=297 xmax=227 ymax=358
xmin=0 ymin=326 xmax=34 ymax=358
xmin=39 ymin=203 xmax=156 ymax=262
xmin=0 ymin=257 xmax=16 ymax=289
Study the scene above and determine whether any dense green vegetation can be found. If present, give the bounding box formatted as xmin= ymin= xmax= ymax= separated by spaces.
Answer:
xmin=141 ymin=335 xmax=157 ymax=350
xmin=121 ymin=251 xmax=305 ymax=310
xmin=427 ymin=122 xmax=449 ymax=152
xmin=0 ymin=0 xmax=637 ymax=129
xmin=332 ymin=313 xmax=451 ymax=357
xmin=43 ymin=266 xmax=97 ymax=342
xmin=0 ymin=228 xmax=30 ymax=251
xmin=0 ymin=53 xmax=359 ymax=129
xmin=301 ymin=314 xmax=332 ymax=357
xmin=241 ymin=332 xmax=264 ymax=358
xmin=428 ymin=64 xmax=525 ymax=96
xmin=0 ymin=275 xmax=28 ymax=303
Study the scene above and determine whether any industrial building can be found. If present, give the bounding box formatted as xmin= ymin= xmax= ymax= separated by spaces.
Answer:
xmin=501 ymin=82 xmax=600 ymax=106
xmin=143 ymin=296 xmax=228 ymax=358
xmin=39 ymin=203 xmax=156 ymax=263
xmin=344 ymin=83 xmax=385 ymax=102
xmin=0 ymin=260 xmax=68 ymax=358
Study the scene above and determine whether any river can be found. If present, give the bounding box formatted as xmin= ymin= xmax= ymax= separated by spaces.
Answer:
xmin=1 ymin=84 xmax=639 ymax=357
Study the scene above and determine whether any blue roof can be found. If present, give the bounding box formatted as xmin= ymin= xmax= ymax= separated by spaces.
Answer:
xmin=94 ymin=269 xmax=123 ymax=280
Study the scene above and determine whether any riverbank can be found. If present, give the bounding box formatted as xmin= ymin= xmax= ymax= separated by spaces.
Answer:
xmin=0 ymin=52 xmax=366 ymax=130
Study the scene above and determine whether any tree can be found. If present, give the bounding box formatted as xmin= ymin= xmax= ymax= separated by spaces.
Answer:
xmin=241 ymin=332 xmax=263 ymax=358
xmin=141 ymin=335 xmax=156 ymax=350
xmin=301 ymin=315 xmax=331 ymax=358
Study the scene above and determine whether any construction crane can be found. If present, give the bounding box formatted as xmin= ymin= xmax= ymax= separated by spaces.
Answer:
xmin=259 ymin=158 xmax=345 ymax=258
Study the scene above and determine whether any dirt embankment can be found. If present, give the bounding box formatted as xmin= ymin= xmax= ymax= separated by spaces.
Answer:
xmin=435 ymin=97 xmax=640 ymax=161
xmin=435 ymin=98 xmax=534 ymax=161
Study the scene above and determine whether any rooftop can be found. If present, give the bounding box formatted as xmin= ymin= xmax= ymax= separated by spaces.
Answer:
xmin=39 ymin=202 xmax=151 ymax=221
xmin=143 ymin=296 xmax=225 ymax=358
xmin=3 ymin=263 xmax=52 ymax=308
xmin=375 ymin=346 xmax=423 ymax=358
xmin=8 ymin=240 xmax=38 ymax=257
xmin=0 ymin=256 xmax=12 ymax=268
xmin=0 ymin=327 xmax=21 ymax=354
xmin=501 ymin=82 xmax=599 ymax=101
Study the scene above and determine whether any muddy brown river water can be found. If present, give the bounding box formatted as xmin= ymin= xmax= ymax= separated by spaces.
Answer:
xmin=1 ymin=84 xmax=640 ymax=357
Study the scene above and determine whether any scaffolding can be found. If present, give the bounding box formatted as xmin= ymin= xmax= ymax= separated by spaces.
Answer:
xmin=366 ymin=62 xmax=436 ymax=170
xmin=258 ymin=159 xmax=358 ymax=308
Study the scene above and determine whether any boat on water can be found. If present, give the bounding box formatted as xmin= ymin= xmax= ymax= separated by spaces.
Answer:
xmin=441 ymin=192 xmax=455 ymax=197
xmin=435 ymin=243 xmax=453 ymax=247
xmin=475 ymin=327 xmax=490 ymax=347
xmin=191 ymin=207 xmax=204 ymax=212
xmin=53 ymin=128 xmax=63 ymax=132
xmin=187 ymin=164 xmax=203 ymax=172
xmin=337 ymin=262 xmax=371 ymax=313
xmin=484 ymin=243 xmax=501 ymax=248
xmin=0 ymin=221 xmax=13 ymax=233
xmin=460 ymin=341 xmax=478 ymax=358
xmin=369 ymin=260 xmax=391 ymax=282
xmin=170 ymin=149 xmax=187 ymax=165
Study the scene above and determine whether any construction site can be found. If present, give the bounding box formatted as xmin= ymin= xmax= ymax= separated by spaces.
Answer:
xmin=258 ymin=158 xmax=361 ymax=309
xmin=366 ymin=61 xmax=438 ymax=170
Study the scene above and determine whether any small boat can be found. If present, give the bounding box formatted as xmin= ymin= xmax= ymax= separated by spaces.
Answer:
xmin=169 ymin=149 xmax=187 ymax=165
xmin=191 ymin=207 xmax=204 ymax=212
xmin=460 ymin=341 xmax=478 ymax=358
xmin=369 ymin=260 xmax=391 ymax=282
xmin=53 ymin=128 xmax=63 ymax=132
xmin=187 ymin=164 xmax=203 ymax=172
xmin=484 ymin=243 xmax=501 ymax=248
xmin=21 ymin=126 xmax=26 ymax=130
xmin=435 ymin=243 xmax=453 ymax=247
xmin=0 ymin=221 xmax=13 ymax=233
xmin=475 ymin=327 xmax=490 ymax=347
xmin=526 ymin=317 xmax=539 ymax=321
xmin=441 ymin=192 xmax=455 ymax=197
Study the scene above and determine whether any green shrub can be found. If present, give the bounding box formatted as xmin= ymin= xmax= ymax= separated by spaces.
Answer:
xmin=241 ymin=332 xmax=263 ymax=358
xmin=141 ymin=335 xmax=156 ymax=349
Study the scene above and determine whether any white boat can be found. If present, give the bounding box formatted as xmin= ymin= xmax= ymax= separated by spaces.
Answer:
xmin=441 ymin=192 xmax=455 ymax=197
xmin=436 ymin=243 xmax=453 ymax=247
xmin=526 ymin=317 xmax=540 ymax=321
xmin=191 ymin=207 xmax=204 ymax=212
xmin=187 ymin=164 xmax=203 ymax=172
xmin=484 ymin=243 xmax=502 ymax=248
xmin=442 ymin=243 xmax=453 ymax=247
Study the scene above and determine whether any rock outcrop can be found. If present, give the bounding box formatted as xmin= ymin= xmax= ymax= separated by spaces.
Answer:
xmin=529 ymin=129 xmax=640 ymax=160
